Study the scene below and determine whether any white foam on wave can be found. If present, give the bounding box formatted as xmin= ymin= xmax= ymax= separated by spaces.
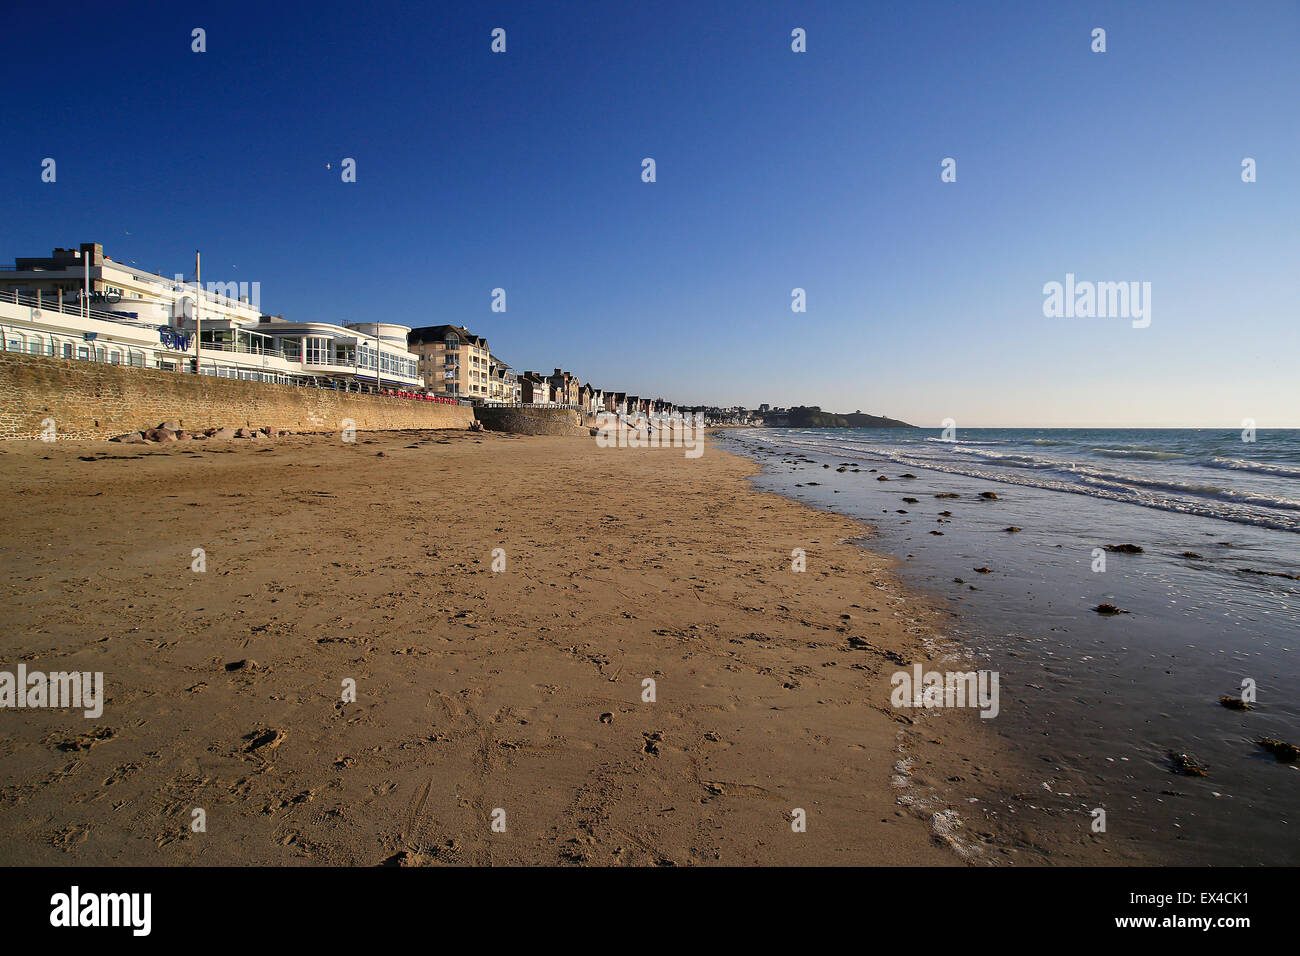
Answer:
xmin=1092 ymin=447 xmax=1185 ymax=461
xmin=740 ymin=432 xmax=1300 ymax=533
xmin=1208 ymin=457 xmax=1300 ymax=480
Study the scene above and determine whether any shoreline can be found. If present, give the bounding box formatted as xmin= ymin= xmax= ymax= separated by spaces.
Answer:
xmin=0 ymin=431 xmax=1122 ymax=865
xmin=717 ymin=426 xmax=1300 ymax=866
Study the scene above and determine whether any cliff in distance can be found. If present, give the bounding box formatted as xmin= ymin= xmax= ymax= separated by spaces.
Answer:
xmin=785 ymin=406 xmax=913 ymax=428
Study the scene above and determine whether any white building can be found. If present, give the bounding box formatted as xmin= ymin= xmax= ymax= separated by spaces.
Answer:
xmin=0 ymin=243 xmax=422 ymax=390
xmin=246 ymin=319 xmax=419 ymax=389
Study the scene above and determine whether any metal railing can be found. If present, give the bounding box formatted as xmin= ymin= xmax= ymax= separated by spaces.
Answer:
xmin=1 ymin=335 xmax=665 ymax=413
xmin=1 ymin=289 xmax=169 ymax=332
xmin=2 ymin=294 xmax=419 ymax=376
xmin=0 ymin=262 xmax=259 ymax=310
xmin=0 ymin=332 xmax=148 ymax=367
xmin=0 ymin=329 xmax=448 ymax=401
xmin=199 ymin=340 xmax=288 ymax=359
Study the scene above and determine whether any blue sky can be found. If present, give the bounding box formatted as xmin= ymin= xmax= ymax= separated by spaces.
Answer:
xmin=4 ymin=0 xmax=1296 ymax=426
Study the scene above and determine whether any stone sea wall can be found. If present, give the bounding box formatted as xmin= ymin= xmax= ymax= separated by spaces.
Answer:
xmin=0 ymin=352 xmax=474 ymax=440
xmin=473 ymin=406 xmax=593 ymax=436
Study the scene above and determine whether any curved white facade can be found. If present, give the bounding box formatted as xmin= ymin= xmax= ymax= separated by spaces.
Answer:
xmin=0 ymin=245 xmax=424 ymax=390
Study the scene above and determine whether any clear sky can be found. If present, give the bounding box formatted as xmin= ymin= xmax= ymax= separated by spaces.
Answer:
xmin=4 ymin=1 xmax=1296 ymax=426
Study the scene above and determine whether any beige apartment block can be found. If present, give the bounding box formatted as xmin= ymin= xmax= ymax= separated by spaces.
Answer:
xmin=408 ymin=324 xmax=493 ymax=400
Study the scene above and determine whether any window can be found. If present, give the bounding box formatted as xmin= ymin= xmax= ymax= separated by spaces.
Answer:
xmin=306 ymin=337 xmax=331 ymax=364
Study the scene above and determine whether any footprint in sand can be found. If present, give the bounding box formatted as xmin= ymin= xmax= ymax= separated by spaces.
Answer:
xmin=55 ymin=727 xmax=115 ymax=752
xmin=242 ymin=729 xmax=286 ymax=754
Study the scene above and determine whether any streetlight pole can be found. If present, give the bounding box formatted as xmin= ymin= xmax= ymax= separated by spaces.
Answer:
xmin=194 ymin=250 xmax=202 ymax=375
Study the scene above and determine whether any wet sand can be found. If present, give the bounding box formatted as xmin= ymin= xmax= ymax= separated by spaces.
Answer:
xmin=718 ymin=428 xmax=1300 ymax=866
xmin=0 ymin=430 xmax=1126 ymax=865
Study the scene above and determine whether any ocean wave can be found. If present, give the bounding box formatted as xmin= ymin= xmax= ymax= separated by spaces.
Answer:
xmin=734 ymin=439 xmax=1300 ymax=533
xmin=932 ymin=451 xmax=1300 ymax=510
xmin=1074 ymin=470 xmax=1300 ymax=512
xmin=944 ymin=446 xmax=1069 ymax=470
xmin=893 ymin=458 xmax=1300 ymax=531
xmin=921 ymin=437 xmax=1013 ymax=446
xmin=1206 ymin=457 xmax=1300 ymax=480
xmin=1092 ymin=447 xmax=1185 ymax=461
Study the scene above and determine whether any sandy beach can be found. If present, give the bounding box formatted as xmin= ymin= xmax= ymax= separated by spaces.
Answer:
xmin=0 ymin=430 xmax=1124 ymax=865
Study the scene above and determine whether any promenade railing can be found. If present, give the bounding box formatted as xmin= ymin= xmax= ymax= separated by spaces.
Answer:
xmin=1 ymin=289 xmax=170 ymax=332
xmin=0 ymin=326 xmax=450 ymax=402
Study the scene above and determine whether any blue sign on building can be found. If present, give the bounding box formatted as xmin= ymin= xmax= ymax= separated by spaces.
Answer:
xmin=159 ymin=328 xmax=190 ymax=351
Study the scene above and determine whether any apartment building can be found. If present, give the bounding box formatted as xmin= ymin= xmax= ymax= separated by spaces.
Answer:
xmin=546 ymin=368 xmax=580 ymax=406
xmin=520 ymin=371 xmax=552 ymax=405
xmin=487 ymin=353 xmax=520 ymax=403
xmin=407 ymin=325 xmax=494 ymax=401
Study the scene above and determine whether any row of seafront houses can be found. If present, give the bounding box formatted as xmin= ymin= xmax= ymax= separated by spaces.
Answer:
xmin=0 ymin=243 xmax=683 ymax=419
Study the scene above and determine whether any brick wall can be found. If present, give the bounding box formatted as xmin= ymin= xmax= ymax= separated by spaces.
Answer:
xmin=0 ymin=351 xmax=474 ymax=440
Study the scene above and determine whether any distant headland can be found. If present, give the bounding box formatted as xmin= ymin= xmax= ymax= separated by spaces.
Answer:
xmin=752 ymin=405 xmax=914 ymax=428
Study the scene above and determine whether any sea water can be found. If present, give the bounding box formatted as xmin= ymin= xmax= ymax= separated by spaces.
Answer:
xmin=717 ymin=427 xmax=1300 ymax=864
